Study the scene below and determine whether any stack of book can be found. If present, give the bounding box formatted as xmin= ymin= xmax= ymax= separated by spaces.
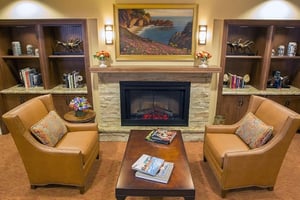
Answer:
xmin=145 ymin=128 xmax=177 ymax=144
xmin=227 ymin=73 xmax=245 ymax=89
xmin=62 ymin=70 xmax=84 ymax=88
xmin=19 ymin=67 xmax=42 ymax=88
xmin=131 ymin=154 xmax=174 ymax=184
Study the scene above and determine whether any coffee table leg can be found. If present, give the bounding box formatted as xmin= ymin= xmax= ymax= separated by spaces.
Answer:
xmin=116 ymin=195 xmax=126 ymax=200
xmin=184 ymin=196 xmax=195 ymax=200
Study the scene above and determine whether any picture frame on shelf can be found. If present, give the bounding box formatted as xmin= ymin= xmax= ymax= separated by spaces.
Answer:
xmin=114 ymin=4 xmax=198 ymax=61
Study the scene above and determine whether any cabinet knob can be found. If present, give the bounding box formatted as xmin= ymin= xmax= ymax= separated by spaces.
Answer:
xmin=284 ymin=100 xmax=290 ymax=107
xmin=238 ymin=99 xmax=243 ymax=107
xmin=19 ymin=96 xmax=25 ymax=103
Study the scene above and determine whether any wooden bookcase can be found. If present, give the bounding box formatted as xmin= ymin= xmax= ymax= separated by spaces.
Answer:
xmin=0 ymin=19 xmax=97 ymax=133
xmin=216 ymin=19 xmax=300 ymax=124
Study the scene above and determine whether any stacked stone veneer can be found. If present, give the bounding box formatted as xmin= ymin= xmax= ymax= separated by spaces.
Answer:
xmin=97 ymin=73 xmax=212 ymax=141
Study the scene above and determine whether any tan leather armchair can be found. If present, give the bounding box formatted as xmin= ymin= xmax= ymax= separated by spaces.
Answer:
xmin=203 ymin=95 xmax=300 ymax=197
xmin=2 ymin=94 xmax=99 ymax=194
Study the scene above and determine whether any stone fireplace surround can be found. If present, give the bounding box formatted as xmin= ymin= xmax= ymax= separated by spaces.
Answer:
xmin=90 ymin=66 xmax=220 ymax=141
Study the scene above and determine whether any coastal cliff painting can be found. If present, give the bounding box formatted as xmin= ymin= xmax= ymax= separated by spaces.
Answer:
xmin=114 ymin=4 xmax=198 ymax=61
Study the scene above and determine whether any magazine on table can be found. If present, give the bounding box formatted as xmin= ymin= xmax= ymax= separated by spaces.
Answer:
xmin=135 ymin=161 xmax=174 ymax=184
xmin=131 ymin=154 xmax=165 ymax=176
xmin=145 ymin=128 xmax=177 ymax=144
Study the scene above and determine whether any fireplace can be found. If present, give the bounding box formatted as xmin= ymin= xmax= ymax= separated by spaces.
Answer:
xmin=120 ymin=81 xmax=191 ymax=126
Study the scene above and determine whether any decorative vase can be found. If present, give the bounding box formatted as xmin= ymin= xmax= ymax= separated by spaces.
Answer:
xmin=75 ymin=110 xmax=86 ymax=117
xmin=99 ymin=60 xmax=107 ymax=68
xmin=199 ymin=59 xmax=208 ymax=68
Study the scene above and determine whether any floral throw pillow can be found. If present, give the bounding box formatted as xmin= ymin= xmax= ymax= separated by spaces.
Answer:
xmin=236 ymin=112 xmax=273 ymax=149
xmin=30 ymin=111 xmax=67 ymax=147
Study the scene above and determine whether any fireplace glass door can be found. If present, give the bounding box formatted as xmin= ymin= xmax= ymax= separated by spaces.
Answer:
xmin=120 ymin=81 xmax=190 ymax=126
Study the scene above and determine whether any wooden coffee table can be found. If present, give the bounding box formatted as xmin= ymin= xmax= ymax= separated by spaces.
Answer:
xmin=115 ymin=130 xmax=195 ymax=200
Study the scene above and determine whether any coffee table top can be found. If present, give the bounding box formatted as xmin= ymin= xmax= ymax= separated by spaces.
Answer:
xmin=115 ymin=130 xmax=195 ymax=199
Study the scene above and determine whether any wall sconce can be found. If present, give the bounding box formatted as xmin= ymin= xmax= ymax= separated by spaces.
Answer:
xmin=198 ymin=25 xmax=207 ymax=45
xmin=104 ymin=24 xmax=113 ymax=45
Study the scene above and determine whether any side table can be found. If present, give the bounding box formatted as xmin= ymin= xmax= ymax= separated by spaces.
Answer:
xmin=63 ymin=110 xmax=96 ymax=123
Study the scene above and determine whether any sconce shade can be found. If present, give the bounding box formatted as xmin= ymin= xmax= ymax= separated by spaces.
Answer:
xmin=105 ymin=25 xmax=113 ymax=45
xmin=199 ymin=25 xmax=207 ymax=45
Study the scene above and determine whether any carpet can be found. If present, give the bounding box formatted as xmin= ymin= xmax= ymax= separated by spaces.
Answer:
xmin=0 ymin=133 xmax=299 ymax=200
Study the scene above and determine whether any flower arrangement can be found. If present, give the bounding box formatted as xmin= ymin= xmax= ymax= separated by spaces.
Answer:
xmin=69 ymin=97 xmax=91 ymax=111
xmin=195 ymin=50 xmax=212 ymax=61
xmin=93 ymin=50 xmax=110 ymax=61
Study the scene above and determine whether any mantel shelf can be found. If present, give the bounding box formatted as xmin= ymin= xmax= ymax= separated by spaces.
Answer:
xmin=89 ymin=65 xmax=221 ymax=74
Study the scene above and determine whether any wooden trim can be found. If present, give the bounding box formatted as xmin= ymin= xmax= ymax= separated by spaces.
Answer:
xmin=89 ymin=65 xmax=221 ymax=74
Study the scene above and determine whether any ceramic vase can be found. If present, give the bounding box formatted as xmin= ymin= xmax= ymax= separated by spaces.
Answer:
xmin=75 ymin=110 xmax=86 ymax=117
xmin=99 ymin=60 xmax=107 ymax=68
xmin=199 ymin=59 xmax=208 ymax=68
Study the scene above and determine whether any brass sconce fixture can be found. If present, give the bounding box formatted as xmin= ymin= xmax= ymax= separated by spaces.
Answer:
xmin=198 ymin=25 xmax=207 ymax=45
xmin=105 ymin=24 xmax=113 ymax=45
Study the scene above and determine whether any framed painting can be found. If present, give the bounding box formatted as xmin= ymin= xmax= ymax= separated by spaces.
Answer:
xmin=114 ymin=4 xmax=198 ymax=61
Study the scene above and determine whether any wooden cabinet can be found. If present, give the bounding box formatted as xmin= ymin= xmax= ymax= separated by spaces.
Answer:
xmin=217 ymin=20 xmax=300 ymax=124
xmin=218 ymin=95 xmax=250 ymax=124
xmin=0 ymin=19 xmax=97 ymax=133
xmin=2 ymin=94 xmax=39 ymax=110
xmin=266 ymin=95 xmax=300 ymax=114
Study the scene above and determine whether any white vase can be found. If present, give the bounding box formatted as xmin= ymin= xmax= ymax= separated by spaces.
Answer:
xmin=199 ymin=59 xmax=208 ymax=68
xmin=99 ymin=60 xmax=107 ymax=68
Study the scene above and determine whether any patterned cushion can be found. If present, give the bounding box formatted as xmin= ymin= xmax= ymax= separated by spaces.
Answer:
xmin=236 ymin=112 xmax=273 ymax=149
xmin=30 ymin=111 xmax=67 ymax=147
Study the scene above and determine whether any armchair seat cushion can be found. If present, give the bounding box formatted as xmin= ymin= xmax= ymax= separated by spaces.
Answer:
xmin=205 ymin=133 xmax=249 ymax=168
xmin=56 ymin=131 xmax=99 ymax=164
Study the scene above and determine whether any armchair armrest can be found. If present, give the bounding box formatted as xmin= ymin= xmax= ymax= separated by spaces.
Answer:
xmin=205 ymin=124 xmax=239 ymax=134
xmin=25 ymin=133 xmax=84 ymax=170
xmin=65 ymin=122 xmax=98 ymax=132
xmin=222 ymin=145 xmax=282 ymax=182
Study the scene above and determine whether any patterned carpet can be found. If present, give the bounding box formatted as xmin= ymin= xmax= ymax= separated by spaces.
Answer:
xmin=0 ymin=133 xmax=299 ymax=200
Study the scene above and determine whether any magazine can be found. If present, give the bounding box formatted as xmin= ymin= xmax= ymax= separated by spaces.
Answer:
xmin=131 ymin=154 xmax=165 ymax=176
xmin=135 ymin=161 xmax=174 ymax=184
xmin=145 ymin=128 xmax=177 ymax=144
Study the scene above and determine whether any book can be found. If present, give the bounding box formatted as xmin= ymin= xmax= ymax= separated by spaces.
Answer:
xmin=145 ymin=128 xmax=177 ymax=144
xmin=131 ymin=154 xmax=165 ymax=176
xmin=135 ymin=161 xmax=174 ymax=184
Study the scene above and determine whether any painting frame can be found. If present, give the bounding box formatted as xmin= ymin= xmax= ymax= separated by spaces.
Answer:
xmin=114 ymin=4 xmax=198 ymax=61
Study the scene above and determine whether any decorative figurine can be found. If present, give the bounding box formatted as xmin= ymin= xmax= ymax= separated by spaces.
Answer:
xmin=227 ymin=38 xmax=254 ymax=55
xmin=55 ymin=38 xmax=83 ymax=54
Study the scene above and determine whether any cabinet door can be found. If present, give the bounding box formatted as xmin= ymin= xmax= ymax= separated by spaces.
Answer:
xmin=219 ymin=95 xmax=250 ymax=124
xmin=2 ymin=94 xmax=40 ymax=111
xmin=267 ymin=95 xmax=300 ymax=114
xmin=1 ymin=94 xmax=40 ymax=134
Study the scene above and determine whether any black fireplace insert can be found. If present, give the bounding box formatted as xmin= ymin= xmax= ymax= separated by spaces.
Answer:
xmin=120 ymin=81 xmax=190 ymax=126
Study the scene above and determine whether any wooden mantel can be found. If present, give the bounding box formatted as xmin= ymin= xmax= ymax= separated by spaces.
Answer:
xmin=89 ymin=65 xmax=221 ymax=74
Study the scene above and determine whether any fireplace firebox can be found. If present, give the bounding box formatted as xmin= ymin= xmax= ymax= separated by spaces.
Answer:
xmin=120 ymin=81 xmax=190 ymax=126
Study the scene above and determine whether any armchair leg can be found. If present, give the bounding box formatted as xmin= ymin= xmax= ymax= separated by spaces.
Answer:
xmin=79 ymin=186 xmax=86 ymax=194
xmin=30 ymin=185 xmax=37 ymax=189
xmin=203 ymin=155 xmax=207 ymax=162
xmin=221 ymin=189 xmax=227 ymax=198
xmin=267 ymin=186 xmax=274 ymax=191
xmin=96 ymin=153 xmax=100 ymax=160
